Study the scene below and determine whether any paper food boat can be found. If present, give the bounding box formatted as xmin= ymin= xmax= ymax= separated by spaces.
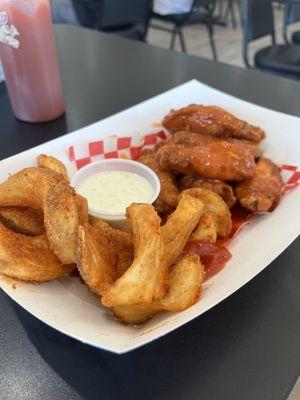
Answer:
xmin=0 ymin=80 xmax=299 ymax=354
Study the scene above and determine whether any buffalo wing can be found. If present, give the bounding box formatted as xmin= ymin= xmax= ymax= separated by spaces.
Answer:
xmin=163 ymin=105 xmax=266 ymax=142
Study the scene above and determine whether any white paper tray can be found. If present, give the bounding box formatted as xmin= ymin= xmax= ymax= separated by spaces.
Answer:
xmin=0 ymin=80 xmax=299 ymax=354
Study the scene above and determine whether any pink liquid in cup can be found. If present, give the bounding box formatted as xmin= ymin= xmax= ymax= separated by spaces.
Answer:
xmin=0 ymin=0 xmax=65 ymax=122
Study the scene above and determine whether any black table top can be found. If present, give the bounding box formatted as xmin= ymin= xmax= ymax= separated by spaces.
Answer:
xmin=0 ymin=25 xmax=299 ymax=400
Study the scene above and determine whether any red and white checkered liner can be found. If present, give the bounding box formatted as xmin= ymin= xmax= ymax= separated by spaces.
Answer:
xmin=68 ymin=131 xmax=299 ymax=194
xmin=69 ymin=130 xmax=167 ymax=170
xmin=280 ymin=165 xmax=300 ymax=194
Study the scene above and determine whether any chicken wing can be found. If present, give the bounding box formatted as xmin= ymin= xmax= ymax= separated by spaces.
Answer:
xmin=172 ymin=131 xmax=263 ymax=159
xmin=138 ymin=153 xmax=179 ymax=214
xmin=163 ymin=105 xmax=266 ymax=142
xmin=157 ymin=143 xmax=256 ymax=181
xmin=179 ymin=175 xmax=236 ymax=208
xmin=235 ymin=158 xmax=283 ymax=212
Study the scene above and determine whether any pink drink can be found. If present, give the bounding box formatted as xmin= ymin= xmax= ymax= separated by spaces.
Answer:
xmin=0 ymin=0 xmax=64 ymax=122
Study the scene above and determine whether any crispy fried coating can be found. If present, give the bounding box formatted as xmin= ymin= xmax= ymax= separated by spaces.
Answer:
xmin=37 ymin=154 xmax=69 ymax=180
xmin=0 ymin=168 xmax=79 ymax=264
xmin=138 ymin=153 xmax=179 ymax=214
xmin=173 ymin=131 xmax=263 ymax=159
xmin=0 ymin=222 xmax=73 ymax=282
xmin=157 ymin=143 xmax=256 ymax=181
xmin=157 ymin=253 xmax=204 ymax=311
xmin=179 ymin=175 xmax=237 ymax=208
xmin=180 ymin=188 xmax=232 ymax=238
xmin=235 ymin=158 xmax=284 ymax=212
xmin=163 ymin=105 xmax=266 ymax=142
xmin=101 ymin=204 xmax=167 ymax=308
xmin=37 ymin=154 xmax=89 ymax=225
xmin=89 ymin=216 xmax=133 ymax=277
xmin=162 ymin=194 xmax=203 ymax=267
xmin=0 ymin=167 xmax=61 ymax=209
xmin=0 ymin=207 xmax=44 ymax=236
xmin=154 ymin=136 xmax=174 ymax=151
xmin=113 ymin=303 xmax=159 ymax=324
xmin=75 ymin=194 xmax=89 ymax=225
xmin=44 ymin=180 xmax=79 ymax=265
xmin=190 ymin=213 xmax=217 ymax=243
xmin=77 ymin=224 xmax=117 ymax=296
xmin=113 ymin=254 xmax=205 ymax=324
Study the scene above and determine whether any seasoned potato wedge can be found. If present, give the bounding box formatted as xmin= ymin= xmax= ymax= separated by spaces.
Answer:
xmin=0 ymin=168 xmax=79 ymax=264
xmin=44 ymin=180 xmax=79 ymax=264
xmin=179 ymin=188 xmax=231 ymax=238
xmin=113 ymin=254 xmax=205 ymax=323
xmin=162 ymin=194 xmax=203 ymax=267
xmin=101 ymin=204 xmax=167 ymax=307
xmin=157 ymin=253 xmax=205 ymax=311
xmin=77 ymin=224 xmax=117 ymax=296
xmin=0 ymin=206 xmax=44 ymax=236
xmin=37 ymin=154 xmax=69 ymax=180
xmin=0 ymin=222 xmax=73 ymax=282
xmin=89 ymin=216 xmax=133 ymax=277
xmin=191 ymin=213 xmax=217 ymax=243
xmin=75 ymin=194 xmax=89 ymax=226
xmin=113 ymin=303 xmax=160 ymax=325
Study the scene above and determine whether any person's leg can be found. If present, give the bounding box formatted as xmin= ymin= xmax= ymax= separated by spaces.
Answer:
xmin=72 ymin=0 xmax=105 ymax=29
xmin=51 ymin=0 xmax=79 ymax=25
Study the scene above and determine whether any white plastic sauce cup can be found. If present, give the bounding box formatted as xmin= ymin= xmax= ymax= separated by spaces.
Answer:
xmin=71 ymin=159 xmax=161 ymax=231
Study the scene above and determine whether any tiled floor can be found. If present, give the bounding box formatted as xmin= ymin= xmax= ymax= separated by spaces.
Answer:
xmin=147 ymin=5 xmax=300 ymax=69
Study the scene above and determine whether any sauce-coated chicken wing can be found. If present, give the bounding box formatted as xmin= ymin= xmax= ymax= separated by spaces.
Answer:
xmin=172 ymin=131 xmax=263 ymax=159
xmin=163 ymin=105 xmax=266 ymax=142
xmin=138 ymin=153 xmax=179 ymax=214
xmin=157 ymin=143 xmax=256 ymax=181
xmin=235 ymin=158 xmax=283 ymax=212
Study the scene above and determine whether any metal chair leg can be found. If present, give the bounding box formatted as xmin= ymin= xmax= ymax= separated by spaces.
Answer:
xmin=236 ymin=0 xmax=243 ymax=26
xmin=224 ymin=0 xmax=237 ymax=29
xmin=206 ymin=22 xmax=218 ymax=61
xmin=230 ymin=0 xmax=238 ymax=29
xmin=178 ymin=28 xmax=187 ymax=53
xmin=170 ymin=26 xmax=177 ymax=50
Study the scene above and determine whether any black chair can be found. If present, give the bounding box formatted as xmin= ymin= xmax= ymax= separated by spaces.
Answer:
xmin=243 ymin=0 xmax=300 ymax=79
xmin=223 ymin=0 xmax=242 ymax=29
xmin=100 ymin=0 xmax=153 ymax=41
xmin=72 ymin=0 xmax=105 ymax=29
xmin=73 ymin=0 xmax=153 ymax=41
xmin=283 ymin=2 xmax=300 ymax=44
xmin=151 ymin=0 xmax=218 ymax=61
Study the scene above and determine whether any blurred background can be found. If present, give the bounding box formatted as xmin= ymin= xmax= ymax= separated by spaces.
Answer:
xmin=50 ymin=0 xmax=300 ymax=77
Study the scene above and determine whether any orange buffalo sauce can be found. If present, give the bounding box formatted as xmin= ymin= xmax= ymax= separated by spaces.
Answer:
xmin=184 ymin=205 xmax=253 ymax=281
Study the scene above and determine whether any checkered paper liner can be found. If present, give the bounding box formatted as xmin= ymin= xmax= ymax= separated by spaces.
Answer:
xmin=68 ymin=130 xmax=299 ymax=237
xmin=68 ymin=130 xmax=300 ymax=193
xmin=68 ymin=130 xmax=299 ymax=241
xmin=69 ymin=130 xmax=167 ymax=169
xmin=68 ymin=130 xmax=300 ymax=241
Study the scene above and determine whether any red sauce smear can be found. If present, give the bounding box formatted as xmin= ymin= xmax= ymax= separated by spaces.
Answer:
xmin=184 ymin=241 xmax=232 ymax=281
xmin=219 ymin=204 xmax=252 ymax=246
xmin=184 ymin=205 xmax=253 ymax=281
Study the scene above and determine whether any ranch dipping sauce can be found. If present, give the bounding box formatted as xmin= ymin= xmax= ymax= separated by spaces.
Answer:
xmin=77 ymin=170 xmax=154 ymax=213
